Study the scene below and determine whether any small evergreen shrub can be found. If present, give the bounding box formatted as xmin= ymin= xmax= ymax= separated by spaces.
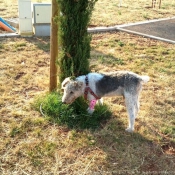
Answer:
xmin=33 ymin=92 xmax=111 ymax=130
xmin=57 ymin=0 xmax=97 ymax=82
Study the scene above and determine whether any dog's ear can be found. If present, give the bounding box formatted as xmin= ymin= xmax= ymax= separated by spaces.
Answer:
xmin=61 ymin=77 xmax=71 ymax=89
xmin=77 ymin=81 xmax=83 ymax=89
xmin=74 ymin=81 xmax=83 ymax=90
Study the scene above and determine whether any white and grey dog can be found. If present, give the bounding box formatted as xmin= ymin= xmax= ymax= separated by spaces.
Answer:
xmin=61 ymin=71 xmax=149 ymax=132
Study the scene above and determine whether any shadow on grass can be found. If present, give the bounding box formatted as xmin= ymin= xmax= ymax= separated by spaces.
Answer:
xmin=92 ymin=117 xmax=175 ymax=174
xmin=33 ymin=92 xmax=112 ymax=130
xmin=25 ymin=37 xmax=50 ymax=52
xmin=32 ymin=92 xmax=175 ymax=173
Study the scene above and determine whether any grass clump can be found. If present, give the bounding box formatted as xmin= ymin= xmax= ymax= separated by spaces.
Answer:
xmin=33 ymin=92 xmax=111 ymax=130
xmin=26 ymin=141 xmax=57 ymax=167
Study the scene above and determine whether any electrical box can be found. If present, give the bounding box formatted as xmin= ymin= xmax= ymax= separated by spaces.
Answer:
xmin=32 ymin=3 xmax=51 ymax=36
xmin=18 ymin=1 xmax=32 ymax=19
xmin=33 ymin=3 xmax=51 ymax=24
xmin=18 ymin=0 xmax=33 ymax=36
xmin=19 ymin=18 xmax=32 ymax=31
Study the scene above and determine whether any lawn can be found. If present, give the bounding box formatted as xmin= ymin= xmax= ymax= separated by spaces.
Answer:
xmin=1 ymin=0 xmax=175 ymax=26
xmin=0 ymin=0 xmax=175 ymax=174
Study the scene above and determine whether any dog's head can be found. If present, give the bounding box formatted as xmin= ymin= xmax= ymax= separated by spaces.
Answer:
xmin=61 ymin=77 xmax=83 ymax=104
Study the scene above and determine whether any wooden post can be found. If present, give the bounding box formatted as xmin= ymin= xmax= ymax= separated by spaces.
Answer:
xmin=49 ymin=0 xmax=59 ymax=92
xmin=159 ymin=0 xmax=161 ymax=9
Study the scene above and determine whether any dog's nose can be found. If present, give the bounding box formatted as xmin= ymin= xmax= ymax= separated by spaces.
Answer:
xmin=62 ymin=101 xmax=66 ymax=104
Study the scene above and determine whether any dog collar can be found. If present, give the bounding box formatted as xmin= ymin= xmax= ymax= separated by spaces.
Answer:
xmin=84 ymin=75 xmax=101 ymax=100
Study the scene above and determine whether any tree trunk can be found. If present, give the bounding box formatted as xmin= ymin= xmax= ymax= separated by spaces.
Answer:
xmin=49 ymin=0 xmax=59 ymax=92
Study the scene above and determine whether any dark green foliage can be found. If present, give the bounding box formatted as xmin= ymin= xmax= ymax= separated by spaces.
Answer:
xmin=57 ymin=0 xmax=97 ymax=82
xmin=70 ymin=97 xmax=111 ymax=129
xmin=33 ymin=92 xmax=111 ymax=130
xmin=33 ymin=1 xmax=111 ymax=129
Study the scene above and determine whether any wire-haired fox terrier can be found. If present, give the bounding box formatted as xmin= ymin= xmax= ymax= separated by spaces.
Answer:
xmin=61 ymin=71 xmax=149 ymax=132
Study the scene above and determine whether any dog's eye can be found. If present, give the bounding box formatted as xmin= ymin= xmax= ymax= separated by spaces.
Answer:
xmin=70 ymin=91 xmax=74 ymax=94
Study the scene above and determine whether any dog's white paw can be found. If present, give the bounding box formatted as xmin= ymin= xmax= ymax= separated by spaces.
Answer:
xmin=87 ymin=108 xmax=94 ymax=115
xmin=125 ymin=127 xmax=134 ymax=133
xmin=98 ymin=98 xmax=103 ymax=105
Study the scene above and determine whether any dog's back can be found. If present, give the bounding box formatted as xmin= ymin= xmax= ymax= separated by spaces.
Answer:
xmin=94 ymin=71 xmax=149 ymax=97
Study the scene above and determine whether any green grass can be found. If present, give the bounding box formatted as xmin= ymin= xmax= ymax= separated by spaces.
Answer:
xmin=33 ymin=92 xmax=112 ymax=130
xmin=0 ymin=43 xmax=4 ymax=50
xmin=26 ymin=141 xmax=57 ymax=167
xmin=36 ymin=42 xmax=50 ymax=52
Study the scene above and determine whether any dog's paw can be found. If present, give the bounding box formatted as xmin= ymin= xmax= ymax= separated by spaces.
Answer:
xmin=87 ymin=108 xmax=94 ymax=115
xmin=98 ymin=98 xmax=103 ymax=105
xmin=125 ymin=127 xmax=134 ymax=133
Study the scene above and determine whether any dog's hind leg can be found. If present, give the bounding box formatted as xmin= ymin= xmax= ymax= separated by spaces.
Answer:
xmin=134 ymin=95 xmax=140 ymax=118
xmin=124 ymin=93 xmax=137 ymax=132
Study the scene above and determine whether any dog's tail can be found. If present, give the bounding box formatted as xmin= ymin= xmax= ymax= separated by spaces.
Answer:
xmin=140 ymin=75 xmax=150 ymax=83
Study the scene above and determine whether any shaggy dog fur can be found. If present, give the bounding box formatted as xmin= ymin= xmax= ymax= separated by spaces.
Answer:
xmin=61 ymin=71 xmax=149 ymax=132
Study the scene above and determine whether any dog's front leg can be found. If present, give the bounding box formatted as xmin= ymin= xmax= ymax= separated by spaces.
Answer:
xmin=87 ymin=100 xmax=97 ymax=114
xmin=98 ymin=98 xmax=103 ymax=105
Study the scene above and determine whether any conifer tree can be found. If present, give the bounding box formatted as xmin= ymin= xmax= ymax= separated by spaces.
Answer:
xmin=57 ymin=0 xmax=97 ymax=82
